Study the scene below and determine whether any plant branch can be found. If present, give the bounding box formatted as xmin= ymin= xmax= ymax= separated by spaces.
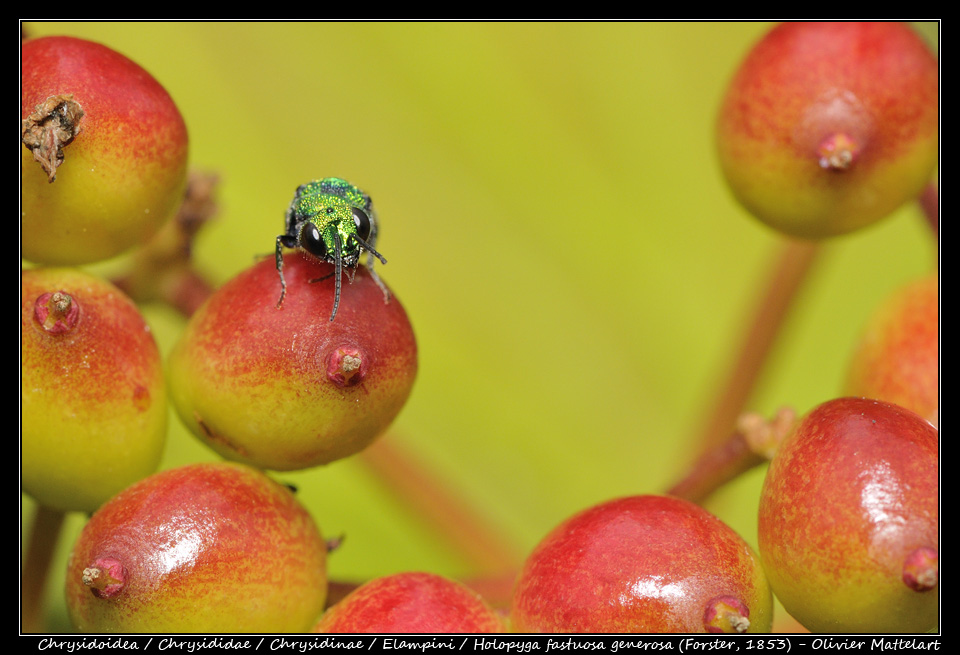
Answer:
xmin=21 ymin=505 xmax=65 ymax=633
xmin=111 ymin=171 xmax=218 ymax=316
xmin=360 ymin=437 xmax=522 ymax=577
xmin=691 ymin=239 xmax=820 ymax=454
xmin=918 ymin=182 xmax=939 ymax=243
xmin=668 ymin=430 xmax=763 ymax=504
xmin=668 ymin=408 xmax=797 ymax=504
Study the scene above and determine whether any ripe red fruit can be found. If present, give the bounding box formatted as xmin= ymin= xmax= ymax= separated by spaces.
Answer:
xmin=167 ymin=254 xmax=417 ymax=470
xmin=21 ymin=36 xmax=188 ymax=265
xmin=21 ymin=268 xmax=166 ymax=512
xmin=716 ymin=22 xmax=938 ymax=238
xmin=845 ymin=275 xmax=939 ymax=425
xmin=313 ymin=572 xmax=503 ymax=633
xmin=758 ymin=397 xmax=938 ymax=633
xmin=510 ymin=495 xmax=772 ymax=633
xmin=65 ymin=462 xmax=327 ymax=632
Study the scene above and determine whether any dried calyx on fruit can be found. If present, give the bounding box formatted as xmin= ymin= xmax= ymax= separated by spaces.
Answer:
xmin=21 ymin=35 xmax=189 ymax=265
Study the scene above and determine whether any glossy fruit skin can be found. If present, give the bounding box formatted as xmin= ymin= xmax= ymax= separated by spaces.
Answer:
xmin=21 ymin=36 xmax=188 ymax=265
xmin=313 ymin=572 xmax=503 ymax=633
xmin=66 ymin=462 xmax=327 ymax=633
xmin=21 ymin=268 xmax=166 ymax=513
xmin=845 ymin=275 xmax=939 ymax=425
xmin=716 ymin=22 xmax=938 ymax=238
xmin=758 ymin=397 xmax=938 ymax=633
xmin=510 ymin=495 xmax=772 ymax=633
xmin=167 ymin=254 xmax=417 ymax=470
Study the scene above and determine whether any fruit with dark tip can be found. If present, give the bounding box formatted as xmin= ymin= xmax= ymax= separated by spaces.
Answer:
xmin=21 ymin=268 xmax=166 ymax=512
xmin=510 ymin=495 xmax=772 ymax=633
xmin=167 ymin=254 xmax=417 ymax=470
xmin=65 ymin=462 xmax=327 ymax=633
xmin=313 ymin=572 xmax=503 ymax=633
xmin=21 ymin=35 xmax=188 ymax=265
xmin=758 ymin=397 xmax=938 ymax=633
xmin=716 ymin=22 xmax=938 ymax=238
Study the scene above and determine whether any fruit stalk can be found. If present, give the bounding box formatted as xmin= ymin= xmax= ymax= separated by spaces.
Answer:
xmin=667 ymin=428 xmax=764 ymax=504
xmin=918 ymin=182 xmax=938 ymax=243
xmin=361 ymin=438 xmax=522 ymax=576
xmin=668 ymin=408 xmax=796 ymax=503
xmin=21 ymin=505 xmax=65 ymax=633
xmin=692 ymin=238 xmax=819 ymax=453
xmin=111 ymin=171 xmax=219 ymax=317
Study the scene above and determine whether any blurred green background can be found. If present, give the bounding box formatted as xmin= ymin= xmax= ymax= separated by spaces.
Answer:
xmin=21 ymin=21 xmax=938 ymax=632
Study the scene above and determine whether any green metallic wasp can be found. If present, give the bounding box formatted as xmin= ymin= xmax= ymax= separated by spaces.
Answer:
xmin=275 ymin=178 xmax=389 ymax=321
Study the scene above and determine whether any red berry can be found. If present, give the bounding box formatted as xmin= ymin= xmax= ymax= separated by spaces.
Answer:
xmin=313 ymin=572 xmax=503 ymax=633
xmin=758 ymin=397 xmax=938 ymax=632
xmin=845 ymin=275 xmax=939 ymax=425
xmin=716 ymin=22 xmax=938 ymax=238
xmin=66 ymin=462 xmax=327 ymax=632
xmin=510 ymin=495 xmax=772 ymax=633
xmin=21 ymin=36 xmax=188 ymax=264
xmin=167 ymin=255 xmax=417 ymax=470
xmin=21 ymin=268 xmax=166 ymax=512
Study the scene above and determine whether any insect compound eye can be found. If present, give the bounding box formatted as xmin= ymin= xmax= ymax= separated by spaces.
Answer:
xmin=351 ymin=207 xmax=373 ymax=242
xmin=300 ymin=223 xmax=327 ymax=258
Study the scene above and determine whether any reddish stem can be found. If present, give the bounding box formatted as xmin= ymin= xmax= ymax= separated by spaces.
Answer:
xmin=360 ymin=437 xmax=522 ymax=577
xmin=667 ymin=430 xmax=764 ymax=504
xmin=325 ymin=580 xmax=362 ymax=609
xmin=691 ymin=239 xmax=820 ymax=454
xmin=669 ymin=408 xmax=796 ymax=503
xmin=323 ymin=438 xmax=524 ymax=611
xmin=111 ymin=171 xmax=219 ymax=315
xmin=918 ymin=182 xmax=939 ymax=243
xmin=21 ymin=505 xmax=65 ymax=633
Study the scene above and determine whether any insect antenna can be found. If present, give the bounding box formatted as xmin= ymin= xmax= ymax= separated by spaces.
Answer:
xmin=351 ymin=234 xmax=387 ymax=265
xmin=330 ymin=231 xmax=343 ymax=321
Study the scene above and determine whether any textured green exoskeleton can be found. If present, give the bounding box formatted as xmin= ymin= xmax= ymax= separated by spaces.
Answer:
xmin=276 ymin=178 xmax=389 ymax=321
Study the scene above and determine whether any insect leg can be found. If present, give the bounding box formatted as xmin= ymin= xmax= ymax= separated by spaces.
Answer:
xmin=275 ymin=234 xmax=300 ymax=308
xmin=275 ymin=235 xmax=288 ymax=308
xmin=352 ymin=234 xmax=391 ymax=304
